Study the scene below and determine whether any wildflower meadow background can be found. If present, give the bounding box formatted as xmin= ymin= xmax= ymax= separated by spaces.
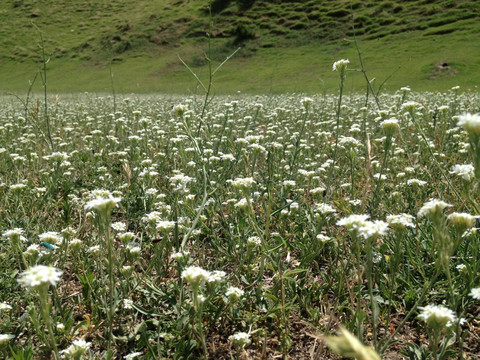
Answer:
xmin=2 ymin=1 xmax=480 ymax=360
xmin=1 ymin=73 xmax=480 ymax=359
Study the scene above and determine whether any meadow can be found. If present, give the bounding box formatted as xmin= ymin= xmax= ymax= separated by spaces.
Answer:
xmin=1 ymin=62 xmax=480 ymax=359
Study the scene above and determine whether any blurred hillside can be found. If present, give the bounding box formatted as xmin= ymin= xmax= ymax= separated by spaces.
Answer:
xmin=1 ymin=0 xmax=479 ymax=93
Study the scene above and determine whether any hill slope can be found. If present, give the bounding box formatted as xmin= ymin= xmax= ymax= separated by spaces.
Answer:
xmin=1 ymin=0 xmax=480 ymax=93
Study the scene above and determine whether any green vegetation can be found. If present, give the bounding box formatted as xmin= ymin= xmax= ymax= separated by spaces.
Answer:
xmin=2 ymin=83 xmax=480 ymax=359
xmin=1 ymin=0 xmax=480 ymax=93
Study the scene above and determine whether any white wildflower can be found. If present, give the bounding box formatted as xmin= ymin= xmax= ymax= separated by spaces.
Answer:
xmin=402 ymin=101 xmax=420 ymax=112
xmin=448 ymin=212 xmax=475 ymax=228
xmin=229 ymin=332 xmax=251 ymax=348
xmin=232 ymin=177 xmax=255 ymax=190
xmin=207 ymin=270 xmax=226 ymax=283
xmin=87 ymin=245 xmax=101 ymax=254
xmin=60 ymin=339 xmax=91 ymax=358
xmin=10 ymin=183 xmax=27 ymax=191
xmin=124 ymin=352 xmax=143 ymax=360
xmin=469 ymin=288 xmax=480 ymax=300
xmin=85 ymin=194 xmax=121 ymax=213
xmin=118 ymin=232 xmax=135 ymax=242
xmin=0 ymin=302 xmax=12 ymax=311
xmin=381 ymin=118 xmax=399 ymax=136
xmin=18 ymin=265 xmax=63 ymax=289
xmin=332 ymin=59 xmax=349 ymax=71
xmin=386 ymin=214 xmax=416 ymax=230
xmin=310 ymin=187 xmax=326 ymax=196
xmin=314 ymin=203 xmax=336 ymax=215
xmin=126 ymin=242 xmax=141 ymax=254
xmin=172 ymin=104 xmax=187 ymax=117
xmin=181 ymin=266 xmax=210 ymax=287
xmin=407 ymin=179 xmax=427 ymax=187
xmin=39 ymin=231 xmax=61 ymax=244
xmin=357 ymin=220 xmax=389 ymax=240
xmin=450 ymin=164 xmax=475 ymax=181
xmin=457 ymin=113 xmax=480 ymax=135
xmin=3 ymin=228 xmax=27 ymax=242
xmin=316 ymin=234 xmax=331 ymax=243
xmin=0 ymin=334 xmax=15 ymax=344
xmin=123 ymin=299 xmax=134 ymax=309
xmin=156 ymin=220 xmax=175 ymax=232
xmin=225 ymin=286 xmax=244 ymax=301
xmin=301 ymin=97 xmax=313 ymax=108
xmin=171 ymin=250 xmax=190 ymax=261
xmin=456 ymin=264 xmax=467 ymax=272
xmin=247 ymin=236 xmax=262 ymax=246
xmin=235 ymin=198 xmax=248 ymax=209
xmin=111 ymin=222 xmax=127 ymax=232
xmin=417 ymin=199 xmax=452 ymax=219
xmin=337 ymin=214 xmax=370 ymax=231
xmin=418 ymin=304 xmax=457 ymax=329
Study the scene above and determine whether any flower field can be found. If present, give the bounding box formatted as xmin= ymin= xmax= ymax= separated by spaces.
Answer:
xmin=1 ymin=76 xmax=480 ymax=359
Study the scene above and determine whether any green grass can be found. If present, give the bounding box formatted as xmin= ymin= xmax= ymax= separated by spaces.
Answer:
xmin=1 ymin=0 xmax=480 ymax=94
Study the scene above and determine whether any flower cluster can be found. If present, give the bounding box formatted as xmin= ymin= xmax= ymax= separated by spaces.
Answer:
xmin=417 ymin=199 xmax=452 ymax=219
xmin=181 ymin=266 xmax=211 ymax=288
xmin=18 ymin=265 xmax=63 ymax=289
xmin=418 ymin=304 xmax=457 ymax=329
xmin=84 ymin=189 xmax=121 ymax=214
xmin=386 ymin=213 xmax=416 ymax=230
xmin=229 ymin=332 xmax=251 ymax=348
xmin=450 ymin=164 xmax=475 ymax=181
xmin=337 ymin=215 xmax=388 ymax=239
xmin=457 ymin=113 xmax=480 ymax=136
xmin=232 ymin=177 xmax=256 ymax=191
xmin=60 ymin=339 xmax=91 ymax=358
xmin=332 ymin=59 xmax=349 ymax=72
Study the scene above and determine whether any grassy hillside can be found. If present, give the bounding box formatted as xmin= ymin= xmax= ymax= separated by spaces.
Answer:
xmin=1 ymin=0 xmax=480 ymax=94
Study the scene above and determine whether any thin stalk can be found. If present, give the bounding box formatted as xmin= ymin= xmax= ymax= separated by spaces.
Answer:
xmin=384 ymin=230 xmax=404 ymax=332
xmin=105 ymin=215 xmax=116 ymax=350
xmin=257 ymin=152 xmax=274 ymax=302
xmin=173 ymin=196 xmax=179 ymax=252
xmin=109 ymin=62 xmax=117 ymax=118
xmin=180 ymin=116 xmax=212 ymax=250
xmin=350 ymin=154 xmax=355 ymax=199
xmin=369 ymin=136 xmax=392 ymax=215
xmin=34 ymin=24 xmax=54 ymax=151
xmin=349 ymin=13 xmax=381 ymax=112
xmin=353 ymin=233 xmax=364 ymax=339
xmin=445 ymin=266 xmax=456 ymax=310
xmin=244 ymin=193 xmax=263 ymax=239
xmin=365 ymin=237 xmax=378 ymax=348
xmin=197 ymin=2 xmax=213 ymax=135
xmin=325 ymin=67 xmax=346 ymax=199
xmin=11 ymin=237 xmax=28 ymax=270
xmin=177 ymin=2 xmax=239 ymax=137
xmin=430 ymin=327 xmax=441 ymax=360
xmin=279 ymin=249 xmax=289 ymax=359
xmin=193 ymin=288 xmax=208 ymax=359
xmin=39 ymin=286 xmax=60 ymax=360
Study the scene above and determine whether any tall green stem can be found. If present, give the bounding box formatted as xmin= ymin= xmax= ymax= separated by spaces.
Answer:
xmin=369 ymin=135 xmax=391 ymax=215
xmin=39 ymin=286 xmax=60 ymax=359
xmin=105 ymin=214 xmax=116 ymax=350
xmin=193 ymin=288 xmax=208 ymax=359
xmin=326 ymin=67 xmax=346 ymax=199
xmin=365 ymin=237 xmax=378 ymax=348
